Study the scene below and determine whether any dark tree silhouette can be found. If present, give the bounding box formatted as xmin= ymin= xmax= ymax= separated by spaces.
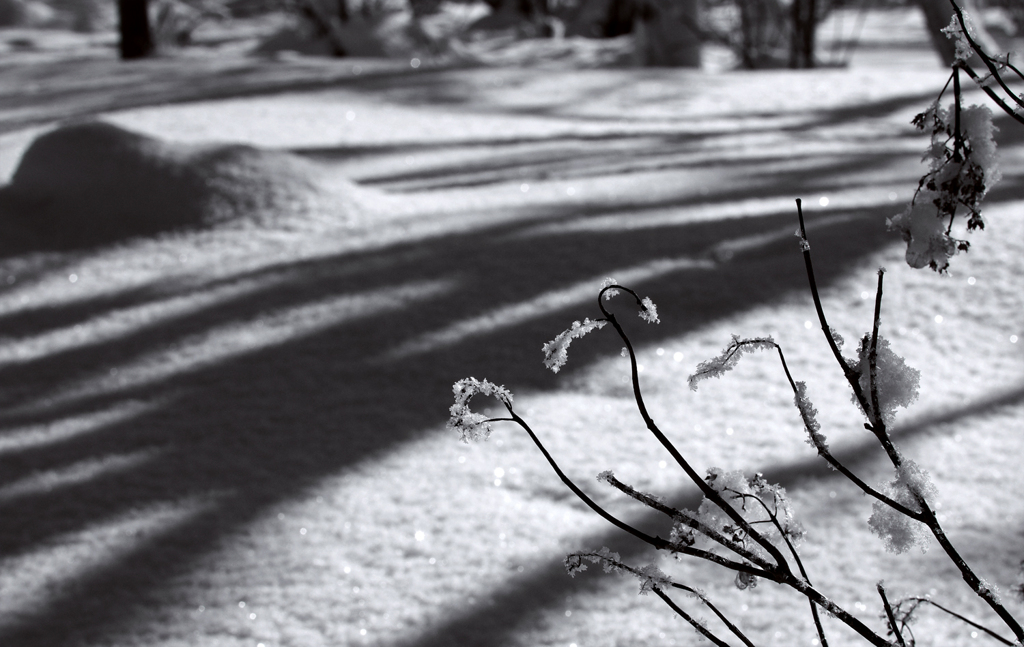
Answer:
xmin=789 ymin=0 xmax=815 ymax=68
xmin=118 ymin=0 xmax=154 ymax=59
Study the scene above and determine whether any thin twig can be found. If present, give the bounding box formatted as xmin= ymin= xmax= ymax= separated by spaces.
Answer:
xmin=652 ymin=586 xmax=734 ymax=647
xmin=950 ymin=0 xmax=1024 ymax=111
xmin=597 ymin=287 xmax=794 ymax=576
xmin=669 ymin=583 xmax=759 ymax=647
xmin=735 ymin=490 xmax=829 ymax=647
xmin=865 ymin=268 xmax=903 ymax=467
xmin=795 ymin=200 xmax=871 ymax=412
xmin=878 ymin=583 xmax=907 ymax=647
xmin=600 ymin=472 xmax=775 ymax=570
xmin=505 ymin=404 xmax=667 ymax=551
xmin=960 ymin=63 xmax=1024 ymax=125
xmin=902 ymin=597 xmax=1015 ymax=645
xmin=765 ymin=340 xmax=923 ymax=518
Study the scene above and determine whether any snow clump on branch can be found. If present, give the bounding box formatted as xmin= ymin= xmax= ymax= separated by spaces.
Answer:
xmin=852 ymin=335 xmax=920 ymax=426
xmin=889 ymin=101 xmax=999 ymax=271
xmin=868 ymin=459 xmax=937 ymax=554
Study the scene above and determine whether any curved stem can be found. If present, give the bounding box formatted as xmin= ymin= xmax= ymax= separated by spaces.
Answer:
xmin=767 ymin=340 xmax=924 ymax=519
xmin=795 ymin=200 xmax=870 ymax=413
xmin=506 ymin=404 xmax=665 ymax=550
xmin=598 ymin=294 xmax=793 ymax=577
xmin=505 ymin=404 xmax=773 ymax=578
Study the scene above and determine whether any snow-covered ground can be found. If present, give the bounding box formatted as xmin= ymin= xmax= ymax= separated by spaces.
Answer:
xmin=0 ymin=7 xmax=1021 ymax=647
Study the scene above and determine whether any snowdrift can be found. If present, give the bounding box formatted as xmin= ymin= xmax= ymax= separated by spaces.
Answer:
xmin=0 ymin=120 xmax=345 ymax=249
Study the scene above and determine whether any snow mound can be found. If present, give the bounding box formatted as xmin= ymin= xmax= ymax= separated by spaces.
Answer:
xmin=0 ymin=120 xmax=357 ymax=249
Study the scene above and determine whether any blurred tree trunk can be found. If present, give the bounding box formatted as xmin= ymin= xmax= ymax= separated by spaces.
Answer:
xmin=632 ymin=0 xmax=701 ymax=67
xmin=789 ymin=0 xmax=814 ymax=68
xmin=118 ymin=0 xmax=154 ymax=59
xmin=916 ymin=0 xmax=998 ymax=67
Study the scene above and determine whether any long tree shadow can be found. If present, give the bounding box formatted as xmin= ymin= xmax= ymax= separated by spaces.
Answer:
xmin=0 ymin=66 xmax=1016 ymax=645
xmin=0 ymin=194 xmax=903 ymax=646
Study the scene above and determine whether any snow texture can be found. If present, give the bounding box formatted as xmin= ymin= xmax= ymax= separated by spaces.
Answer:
xmin=0 ymin=120 xmax=359 ymax=249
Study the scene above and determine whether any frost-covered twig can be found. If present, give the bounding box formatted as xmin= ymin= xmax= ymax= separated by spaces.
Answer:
xmin=877 ymin=583 xmax=907 ymax=647
xmin=948 ymin=1 xmax=1024 ymax=120
xmin=797 ymin=208 xmax=1024 ymax=642
xmin=568 ymin=550 xmax=757 ymax=647
xmin=598 ymin=471 xmax=775 ymax=573
xmin=688 ymin=331 xmax=921 ymax=519
xmin=892 ymin=595 xmax=1015 ymax=645
xmin=597 ymin=292 xmax=794 ymax=576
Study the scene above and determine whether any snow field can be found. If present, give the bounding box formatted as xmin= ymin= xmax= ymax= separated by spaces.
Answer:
xmin=0 ymin=8 xmax=1021 ymax=646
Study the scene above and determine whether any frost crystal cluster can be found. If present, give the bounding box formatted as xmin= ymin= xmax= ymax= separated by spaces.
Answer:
xmin=941 ymin=12 xmax=975 ymax=63
xmin=565 ymin=550 xmax=671 ymax=596
xmin=447 ymin=377 xmax=513 ymax=443
xmin=638 ymin=296 xmax=660 ymax=324
xmin=793 ymin=380 xmax=827 ymax=451
xmin=680 ymin=469 xmax=800 ymax=555
xmin=688 ymin=336 xmax=777 ymax=391
xmin=868 ymin=460 xmax=937 ymax=554
xmin=542 ymin=318 xmax=607 ymax=373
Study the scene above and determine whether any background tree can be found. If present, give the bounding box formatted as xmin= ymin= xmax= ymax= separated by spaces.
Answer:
xmin=118 ymin=0 xmax=155 ymax=58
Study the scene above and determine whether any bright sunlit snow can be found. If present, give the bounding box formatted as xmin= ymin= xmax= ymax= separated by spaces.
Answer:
xmin=0 ymin=5 xmax=1021 ymax=647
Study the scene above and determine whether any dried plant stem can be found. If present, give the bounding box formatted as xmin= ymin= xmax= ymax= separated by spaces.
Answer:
xmin=902 ymin=597 xmax=1015 ymax=645
xmin=878 ymin=583 xmax=907 ymax=647
xmin=949 ymin=0 xmax=1024 ymax=113
xmin=652 ymin=587 xmax=733 ymax=647
xmin=796 ymin=202 xmax=1024 ymax=643
xmin=598 ymin=289 xmax=794 ymax=577
xmin=600 ymin=472 xmax=773 ymax=570
xmin=668 ymin=583 xmax=759 ymax=647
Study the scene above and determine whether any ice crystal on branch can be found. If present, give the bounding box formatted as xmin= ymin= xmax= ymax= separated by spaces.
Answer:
xmin=600 ymin=277 xmax=621 ymax=300
xmin=542 ymin=318 xmax=607 ymax=373
xmin=868 ymin=460 xmax=937 ymax=554
xmin=852 ymin=335 xmax=920 ymax=426
xmin=941 ymin=12 xmax=975 ymax=63
xmin=447 ymin=377 xmax=513 ymax=443
xmin=636 ymin=563 xmax=671 ymax=595
xmin=564 ymin=547 xmax=622 ymax=577
xmin=688 ymin=336 xmax=776 ymax=391
xmin=686 ymin=469 xmax=801 ymax=555
xmin=639 ymin=296 xmax=660 ymax=324
xmin=566 ymin=550 xmax=672 ymax=596
xmin=794 ymin=381 xmax=828 ymax=451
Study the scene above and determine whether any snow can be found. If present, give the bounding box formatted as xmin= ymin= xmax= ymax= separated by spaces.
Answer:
xmin=0 ymin=7 xmax=1021 ymax=647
